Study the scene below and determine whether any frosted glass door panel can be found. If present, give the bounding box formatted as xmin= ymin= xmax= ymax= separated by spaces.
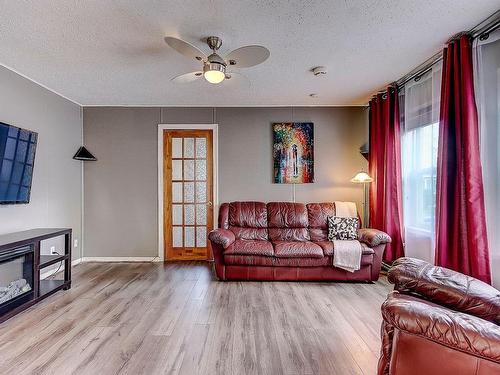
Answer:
xmin=172 ymin=138 xmax=183 ymax=158
xmin=173 ymin=227 xmax=183 ymax=247
xmin=196 ymin=227 xmax=207 ymax=247
xmin=172 ymin=205 xmax=183 ymax=225
xmin=184 ymin=138 xmax=194 ymax=158
xmin=184 ymin=227 xmax=195 ymax=247
xmin=184 ymin=205 xmax=195 ymax=225
xmin=195 ymin=160 xmax=206 ymax=180
xmin=184 ymin=160 xmax=194 ymax=180
xmin=196 ymin=204 xmax=207 ymax=225
xmin=195 ymin=183 xmax=206 ymax=202
xmin=172 ymin=183 xmax=183 ymax=203
xmin=184 ymin=182 xmax=194 ymax=203
xmin=196 ymin=138 xmax=206 ymax=158
xmin=172 ymin=160 xmax=182 ymax=180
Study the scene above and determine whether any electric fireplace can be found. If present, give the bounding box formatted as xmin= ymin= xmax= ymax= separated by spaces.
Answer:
xmin=0 ymin=245 xmax=35 ymax=316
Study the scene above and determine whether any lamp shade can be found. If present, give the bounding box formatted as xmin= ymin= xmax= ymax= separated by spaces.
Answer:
xmin=350 ymin=171 xmax=373 ymax=183
xmin=73 ymin=146 xmax=97 ymax=161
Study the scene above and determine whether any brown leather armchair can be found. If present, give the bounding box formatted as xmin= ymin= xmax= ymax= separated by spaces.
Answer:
xmin=379 ymin=257 xmax=500 ymax=375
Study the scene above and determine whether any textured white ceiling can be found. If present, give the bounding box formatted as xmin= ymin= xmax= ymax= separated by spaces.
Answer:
xmin=0 ymin=1 xmax=498 ymax=106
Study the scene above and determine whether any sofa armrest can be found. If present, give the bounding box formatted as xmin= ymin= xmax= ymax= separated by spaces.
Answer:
xmin=382 ymin=292 xmax=500 ymax=363
xmin=388 ymin=257 xmax=500 ymax=325
xmin=358 ymin=228 xmax=391 ymax=247
xmin=208 ymin=229 xmax=235 ymax=249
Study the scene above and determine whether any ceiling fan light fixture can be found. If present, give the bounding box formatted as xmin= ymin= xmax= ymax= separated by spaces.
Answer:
xmin=203 ymin=62 xmax=226 ymax=84
xmin=165 ymin=35 xmax=269 ymax=85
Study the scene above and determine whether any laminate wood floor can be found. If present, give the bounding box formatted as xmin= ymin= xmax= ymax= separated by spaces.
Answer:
xmin=0 ymin=262 xmax=391 ymax=375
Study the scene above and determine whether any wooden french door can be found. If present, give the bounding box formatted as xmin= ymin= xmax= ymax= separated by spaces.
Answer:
xmin=163 ymin=130 xmax=214 ymax=260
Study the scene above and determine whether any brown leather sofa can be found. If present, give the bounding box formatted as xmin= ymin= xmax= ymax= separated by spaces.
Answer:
xmin=208 ymin=201 xmax=391 ymax=281
xmin=379 ymin=257 xmax=500 ymax=375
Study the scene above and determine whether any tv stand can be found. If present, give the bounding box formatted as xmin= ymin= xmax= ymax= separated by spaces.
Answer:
xmin=0 ymin=228 xmax=72 ymax=323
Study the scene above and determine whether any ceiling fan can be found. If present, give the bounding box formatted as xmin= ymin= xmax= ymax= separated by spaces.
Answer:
xmin=164 ymin=36 xmax=270 ymax=84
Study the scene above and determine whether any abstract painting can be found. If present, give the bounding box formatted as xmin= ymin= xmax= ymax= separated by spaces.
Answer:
xmin=273 ymin=122 xmax=314 ymax=183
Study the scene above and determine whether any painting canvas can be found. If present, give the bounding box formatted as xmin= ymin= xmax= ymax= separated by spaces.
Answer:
xmin=273 ymin=122 xmax=314 ymax=183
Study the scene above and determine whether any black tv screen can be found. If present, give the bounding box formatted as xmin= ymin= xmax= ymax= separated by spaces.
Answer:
xmin=0 ymin=122 xmax=38 ymax=204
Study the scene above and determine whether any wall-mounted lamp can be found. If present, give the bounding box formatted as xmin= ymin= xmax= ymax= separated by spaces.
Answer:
xmin=73 ymin=146 xmax=97 ymax=161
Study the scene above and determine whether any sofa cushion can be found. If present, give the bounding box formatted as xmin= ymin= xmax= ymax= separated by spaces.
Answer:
xmin=267 ymin=202 xmax=309 ymax=227
xmin=224 ymin=254 xmax=374 ymax=267
xmin=273 ymin=241 xmax=323 ymax=258
xmin=267 ymin=228 xmax=310 ymax=241
xmin=267 ymin=202 xmax=310 ymax=241
xmin=229 ymin=201 xmax=268 ymax=227
xmin=228 ymin=201 xmax=268 ymax=240
xmin=230 ymin=227 xmax=269 ymax=241
xmin=224 ymin=239 xmax=274 ymax=257
xmin=314 ymin=241 xmax=374 ymax=256
xmin=307 ymin=203 xmax=336 ymax=241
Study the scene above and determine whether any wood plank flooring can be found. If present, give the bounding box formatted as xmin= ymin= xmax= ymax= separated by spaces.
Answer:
xmin=0 ymin=262 xmax=390 ymax=375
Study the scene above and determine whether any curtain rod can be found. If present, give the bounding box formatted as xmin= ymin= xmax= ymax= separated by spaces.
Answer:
xmin=395 ymin=52 xmax=442 ymax=87
xmin=471 ymin=9 xmax=500 ymax=38
xmin=394 ymin=9 xmax=500 ymax=88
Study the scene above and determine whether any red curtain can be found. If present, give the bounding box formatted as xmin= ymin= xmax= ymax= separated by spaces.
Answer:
xmin=369 ymin=87 xmax=405 ymax=262
xmin=435 ymin=35 xmax=491 ymax=283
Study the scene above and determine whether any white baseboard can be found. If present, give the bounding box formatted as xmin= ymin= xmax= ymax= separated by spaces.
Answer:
xmin=80 ymin=257 xmax=160 ymax=263
xmin=72 ymin=258 xmax=82 ymax=266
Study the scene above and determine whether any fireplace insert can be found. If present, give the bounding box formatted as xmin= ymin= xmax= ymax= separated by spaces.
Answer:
xmin=0 ymin=245 xmax=35 ymax=316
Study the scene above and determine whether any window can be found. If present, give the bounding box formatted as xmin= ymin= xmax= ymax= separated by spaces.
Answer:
xmin=401 ymin=63 xmax=442 ymax=262
xmin=402 ymin=122 xmax=438 ymax=231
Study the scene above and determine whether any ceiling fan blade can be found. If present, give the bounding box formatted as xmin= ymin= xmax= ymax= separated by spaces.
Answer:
xmin=164 ymin=36 xmax=206 ymax=61
xmin=171 ymin=71 xmax=203 ymax=84
xmin=224 ymin=71 xmax=251 ymax=87
xmin=225 ymin=45 xmax=270 ymax=68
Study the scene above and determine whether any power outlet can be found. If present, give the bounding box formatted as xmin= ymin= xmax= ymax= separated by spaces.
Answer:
xmin=50 ymin=246 xmax=57 ymax=255
xmin=74 ymin=239 xmax=78 ymax=248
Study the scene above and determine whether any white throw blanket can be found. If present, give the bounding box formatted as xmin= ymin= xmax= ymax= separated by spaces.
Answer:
xmin=334 ymin=201 xmax=358 ymax=217
xmin=333 ymin=201 xmax=362 ymax=272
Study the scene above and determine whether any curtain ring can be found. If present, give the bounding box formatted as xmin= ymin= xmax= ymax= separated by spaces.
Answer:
xmin=414 ymin=75 xmax=421 ymax=82
xmin=382 ymin=93 xmax=388 ymax=100
xmin=479 ymin=32 xmax=490 ymax=41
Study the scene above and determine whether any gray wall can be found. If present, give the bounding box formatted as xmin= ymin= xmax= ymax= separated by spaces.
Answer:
xmin=83 ymin=106 xmax=368 ymax=258
xmin=0 ymin=66 xmax=82 ymax=260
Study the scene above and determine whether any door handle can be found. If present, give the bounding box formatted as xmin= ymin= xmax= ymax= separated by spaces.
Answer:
xmin=207 ymin=201 xmax=213 ymax=207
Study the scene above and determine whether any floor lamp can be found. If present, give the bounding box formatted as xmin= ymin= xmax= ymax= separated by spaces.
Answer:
xmin=350 ymin=171 xmax=373 ymax=228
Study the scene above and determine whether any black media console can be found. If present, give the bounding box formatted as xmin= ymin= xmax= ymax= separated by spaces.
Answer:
xmin=0 ymin=228 xmax=72 ymax=323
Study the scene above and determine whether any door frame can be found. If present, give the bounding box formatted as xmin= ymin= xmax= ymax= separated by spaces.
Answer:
xmin=157 ymin=124 xmax=218 ymax=261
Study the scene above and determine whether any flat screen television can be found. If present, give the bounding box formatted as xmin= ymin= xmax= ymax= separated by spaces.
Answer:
xmin=0 ymin=122 xmax=38 ymax=204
